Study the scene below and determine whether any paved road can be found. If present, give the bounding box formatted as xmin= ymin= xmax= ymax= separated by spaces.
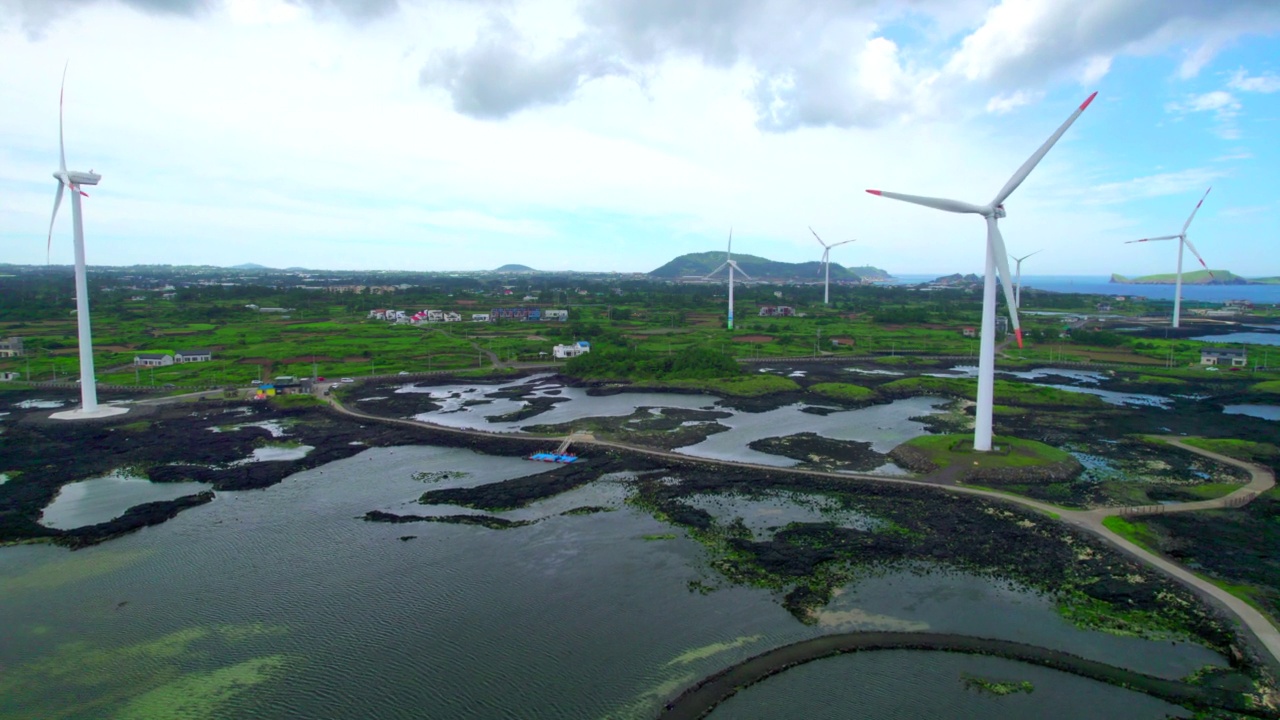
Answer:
xmin=323 ymin=393 xmax=1280 ymax=666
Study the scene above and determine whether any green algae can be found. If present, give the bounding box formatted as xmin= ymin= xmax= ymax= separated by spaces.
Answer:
xmin=665 ymin=635 xmax=763 ymax=667
xmin=0 ymin=548 xmax=152 ymax=595
xmin=0 ymin=623 xmax=290 ymax=720
xmin=112 ymin=655 xmax=288 ymax=720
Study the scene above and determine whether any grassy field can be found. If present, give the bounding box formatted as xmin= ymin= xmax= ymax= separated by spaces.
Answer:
xmin=900 ymin=434 xmax=1077 ymax=471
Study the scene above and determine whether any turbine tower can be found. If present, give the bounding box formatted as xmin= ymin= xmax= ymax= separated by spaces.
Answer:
xmin=1010 ymin=249 xmax=1042 ymax=309
xmin=1126 ymin=188 xmax=1213 ymax=329
xmin=48 ymin=66 xmax=128 ymax=421
xmin=867 ymin=92 xmax=1096 ymax=452
xmin=705 ymin=229 xmax=751 ymax=330
xmin=810 ymin=226 xmax=855 ymax=305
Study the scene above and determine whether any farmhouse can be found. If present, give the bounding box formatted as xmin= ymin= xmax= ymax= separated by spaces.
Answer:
xmin=553 ymin=341 xmax=591 ymax=359
xmin=491 ymin=307 xmax=541 ymax=321
xmin=472 ymin=313 xmax=491 ymax=322
xmin=758 ymin=306 xmax=795 ymax=317
xmin=135 ymin=353 xmax=174 ymax=367
xmin=0 ymin=337 xmax=23 ymax=358
xmin=0 ymin=371 xmax=20 ymax=381
xmin=1201 ymin=348 xmax=1247 ymax=367
xmin=542 ymin=309 xmax=568 ymax=322
xmin=174 ymin=349 xmax=213 ymax=363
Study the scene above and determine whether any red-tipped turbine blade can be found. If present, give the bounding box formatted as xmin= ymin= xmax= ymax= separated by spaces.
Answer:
xmin=1015 ymin=328 xmax=1023 ymax=350
xmin=866 ymin=189 xmax=882 ymax=196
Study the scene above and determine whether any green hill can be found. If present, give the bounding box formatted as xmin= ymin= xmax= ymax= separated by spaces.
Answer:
xmin=1110 ymin=270 xmax=1259 ymax=285
xmin=651 ymin=251 xmax=891 ymax=282
xmin=493 ymin=264 xmax=537 ymax=273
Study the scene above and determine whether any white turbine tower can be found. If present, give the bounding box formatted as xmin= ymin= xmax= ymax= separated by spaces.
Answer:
xmin=810 ymin=226 xmax=855 ymax=305
xmin=1010 ymin=249 xmax=1042 ymax=309
xmin=48 ymin=66 xmax=128 ymax=421
xmin=1126 ymin=188 xmax=1213 ymax=329
xmin=705 ymin=229 xmax=751 ymax=330
xmin=867 ymin=91 xmax=1096 ymax=452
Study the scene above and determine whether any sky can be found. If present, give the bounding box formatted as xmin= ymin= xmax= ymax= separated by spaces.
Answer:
xmin=1 ymin=0 xmax=1278 ymax=277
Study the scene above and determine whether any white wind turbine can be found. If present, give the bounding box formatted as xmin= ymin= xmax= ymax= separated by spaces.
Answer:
xmin=705 ymin=229 xmax=751 ymax=330
xmin=1010 ymin=249 xmax=1042 ymax=309
xmin=810 ymin=226 xmax=855 ymax=305
xmin=47 ymin=66 xmax=128 ymax=421
xmin=1126 ymin=188 xmax=1213 ymax=329
xmin=867 ymin=91 xmax=1096 ymax=452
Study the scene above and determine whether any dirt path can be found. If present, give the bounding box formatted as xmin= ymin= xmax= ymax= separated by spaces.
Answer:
xmin=324 ymin=395 xmax=1280 ymax=666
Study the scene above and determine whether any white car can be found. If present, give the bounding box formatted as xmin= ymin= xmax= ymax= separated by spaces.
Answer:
xmin=340 ymin=377 xmax=355 ymax=383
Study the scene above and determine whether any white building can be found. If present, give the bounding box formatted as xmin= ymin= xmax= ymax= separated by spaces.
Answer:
xmin=542 ymin=309 xmax=568 ymax=322
xmin=443 ymin=311 xmax=462 ymax=322
xmin=0 ymin=337 xmax=23 ymax=358
xmin=135 ymin=353 xmax=174 ymax=367
xmin=1201 ymin=348 xmax=1247 ymax=367
xmin=174 ymin=349 xmax=213 ymax=363
xmin=472 ymin=313 xmax=491 ymax=322
xmin=553 ymin=341 xmax=591 ymax=359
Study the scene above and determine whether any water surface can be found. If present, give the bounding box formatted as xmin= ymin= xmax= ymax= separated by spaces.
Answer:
xmin=39 ymin=472 xmax=213 ymax=529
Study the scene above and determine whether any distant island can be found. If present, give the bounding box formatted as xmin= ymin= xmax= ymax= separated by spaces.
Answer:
xmin=1111 ymin=270 xmax=1280 ymax=286
xmin=494 ymin=264 xmax=537 ymax=273
xmin=651 ymin=251 xmax=891 ymax=282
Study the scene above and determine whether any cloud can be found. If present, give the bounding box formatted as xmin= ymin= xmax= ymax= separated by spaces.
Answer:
xmin=417 ymin=0 xmax=1280 ymax=131
xmin=1165 ymin=89 xmax=1243 ymax=139
xmin=985 ymin=89 xmax=1040 ymax=114
xmin=420 ymin=15 xmax=624 ymax=119
xmin=1075 ymin=167 xmax=1225 ymax=205
xmin=0 ymin=0 xmax=396 ymax=34
xmin=1229 ymin=68 xmax=1280 ymax=93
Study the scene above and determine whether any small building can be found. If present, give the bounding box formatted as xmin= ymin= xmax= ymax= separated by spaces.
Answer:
xmin=1201 ymin=348 xmax=1247 ymax=367
xmin=0 ymin=371 xmax=20 ymax=381
xmin=758 ymin=306 xmax=795 ymax=317
xmin=491 ymin=307 xmax=541 ymax=322
xmin=542 ymin=309 xmax=568 ymax=322
xmin=472 ymin=313 xmax=491 ymax=322
xmin=135 ymin=353 xmax=174 ymax=367
xmin=0 ymin=337 xmax=23 ymax=358
xmin=962 ymin=327 xmax=977 ymax=338
xmin=553 ymin=341 xmax=591 ymax=359
xmin=443 ymin=311 xmax=462 ymax=322
xmin=174 ymin=349 xmax=212 ymax=363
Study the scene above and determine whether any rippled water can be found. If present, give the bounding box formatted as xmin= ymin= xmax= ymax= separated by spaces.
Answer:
xmin=674 ymin=396 xmax=949 ymax=465
xmin=1 ymin=445 xmax=1228 ymax=718
xmin=1223 ymin=404 xmax=1280 ymax=421
xmin=712 ymin=651 xmax=1191 ymax=719
xmin=38 ymin=472 xmax=213 ymax=529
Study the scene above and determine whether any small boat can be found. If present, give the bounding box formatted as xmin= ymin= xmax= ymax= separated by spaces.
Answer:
xmin=527 ymin=452 xmax=578 ymax=464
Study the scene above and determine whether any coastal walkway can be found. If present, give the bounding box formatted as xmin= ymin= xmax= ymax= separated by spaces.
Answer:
xmin=323 ymin=393 xmax=1280 ymax=670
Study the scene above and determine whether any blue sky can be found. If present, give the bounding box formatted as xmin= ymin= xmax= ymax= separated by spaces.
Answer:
xmin=0 ymin=0 xmax=1277 ymax=276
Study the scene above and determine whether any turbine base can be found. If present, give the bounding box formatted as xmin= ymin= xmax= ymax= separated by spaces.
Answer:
xmin=50 ymin=405 xmax=130 ymax=421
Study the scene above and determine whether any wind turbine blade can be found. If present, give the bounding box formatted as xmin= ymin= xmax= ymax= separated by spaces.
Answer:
xmin=704 ymin=262 xmax=728 ymax=279
xmin=1012 ymin=249 xmax=1042 ymax=262
xmin=830 ymin=239 xmax=856 ymax=248
xmin=991 ymin=92 xmax=1097 ymax=207
xmin=730 ymin=261 xmax=752 ymax=280
xmin=727 ymin=227 xmax=733 ymax=258
xmin=809 ymin=226 xmax=829 ymax=248
xmin=1125 ymin=236 xmax=1178 ymax=244
xmin=818 ymin=249 xmax=828 ymax=275
xmin=1181 ymin=236 xmax=1213 ymax=278
xmin=47 ymin=181 xmax=65 ymax=263
xmin=59 ymin=62 xmax=68 ymax=174
xmin=866 ymin=190 xmax=984 ymax=214
xmin=1181 ymin=187 xmax=1211 ymax=235
xmin=987 ymin=218 xmax=1022 ymax=348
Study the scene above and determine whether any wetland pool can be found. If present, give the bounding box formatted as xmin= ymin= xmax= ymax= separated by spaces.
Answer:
xmin=1 ymin=444 xmax=1229 ymax=719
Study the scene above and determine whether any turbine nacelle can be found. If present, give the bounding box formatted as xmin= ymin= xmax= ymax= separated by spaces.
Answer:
xmin=58 ymin=170 xmax=101 ymax=186
xmin=992 ymin=204 xmax=1006 ymax=219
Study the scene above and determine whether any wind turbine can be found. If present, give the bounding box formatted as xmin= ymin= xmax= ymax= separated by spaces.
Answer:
xmin=810 ymin=226 xmax=855 ymax=305
xmin=866 ymin=91 xmax=1096 ymax=452
xmin=705 ymin=229 xmax=752 ymax=330
xmin=1126 ymin=188 xmax=1213 ymax=329
xmin=1009 ymin=249 xmax=1042 ymax=309
xmin=47 ymin=66 xmax=128 ymax=421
